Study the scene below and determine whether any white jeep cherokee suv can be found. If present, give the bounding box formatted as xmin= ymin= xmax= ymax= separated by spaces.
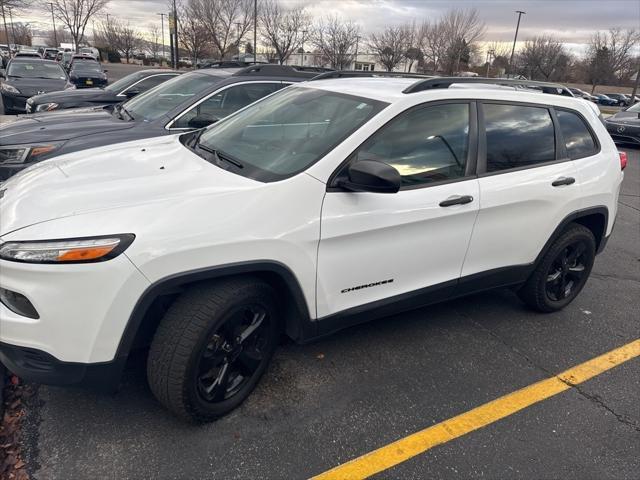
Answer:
xmin=0 ymin=76 xmax=625 ymax=422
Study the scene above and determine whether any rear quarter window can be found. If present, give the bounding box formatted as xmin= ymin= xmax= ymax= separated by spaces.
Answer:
xmin=556 ymin=109 xmax=598 ymax=159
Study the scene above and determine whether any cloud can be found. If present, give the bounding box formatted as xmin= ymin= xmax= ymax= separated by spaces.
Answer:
xmin=12 ymin=0 xmax=640 ymax=44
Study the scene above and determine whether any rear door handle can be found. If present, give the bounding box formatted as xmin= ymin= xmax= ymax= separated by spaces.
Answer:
xmin=552 ymin=176 xmax=575 ymax=187
xmin=439 ymin=195 xmax=474 ymax=207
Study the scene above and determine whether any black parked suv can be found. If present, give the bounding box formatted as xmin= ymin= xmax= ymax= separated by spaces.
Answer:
xmin=26 ymin=69 xmax=181 ymax=113
xmin=0 ymin=65 xmax=318 ymax=180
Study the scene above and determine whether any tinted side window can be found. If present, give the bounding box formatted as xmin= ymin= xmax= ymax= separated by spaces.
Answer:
xmin=484 ymin=104 xmax=555 ymax=172
xmin=130 ymin=74 xmax=176 ymax=93
xmin=173 ymin=83 xmax=284 ymax=129
xmin=354 ymin=103 xmax=470 ymax=187
xmin=556 ymin=110 xmax=597 ymax=159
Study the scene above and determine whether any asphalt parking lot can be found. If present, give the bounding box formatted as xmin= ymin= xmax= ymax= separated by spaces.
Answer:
xmin=15 ymin=148 xmax=639 ymax=479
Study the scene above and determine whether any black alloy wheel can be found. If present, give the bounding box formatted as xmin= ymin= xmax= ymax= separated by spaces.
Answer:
xmin=545 ymin=240 xmax=588 ymax=302
xmin=195 ymin=304 xmax=270 ymax=403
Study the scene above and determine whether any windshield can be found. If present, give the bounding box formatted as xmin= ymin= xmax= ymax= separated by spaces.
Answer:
xmin=7 ymin=61 xmax=66 ymax=80
xmin=124 ymin=72 xmax=217 ymax=121
xmin=627 ymin=102 xmax=640 ymax=113
xmin=105 ymin=71 xmax=147 ymax=93
xmin=197 ymin=86 xmax=388 ymax=182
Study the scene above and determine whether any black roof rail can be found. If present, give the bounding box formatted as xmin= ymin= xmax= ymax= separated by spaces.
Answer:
xmin=232 ymin=64 xmax=319 ymax=78
xmin=311 ymin=70 xmax=433 ymax=81
xmin=403 ymin=77 xmax=575 ymax=97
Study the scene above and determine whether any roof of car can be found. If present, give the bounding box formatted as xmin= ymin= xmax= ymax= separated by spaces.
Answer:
xmin=9 ymin=57 xmax=56 ymax=64
xmin=301 ymin=77 xmax=595 ymax=112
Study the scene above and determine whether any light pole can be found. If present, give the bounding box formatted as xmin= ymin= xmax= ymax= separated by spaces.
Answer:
xmin=157 ymin=13 xmax=166 ymax=63
xmin=235 ymin=21 xmax=242 ymax=58
xmin=7 ymin=7 xmax=16 ymax=47
xmin=300 ymin=29 xmax=307 ymax=66
xmin=50 ymin=2 xmax=58 ymax=47
xmin=253 ymin=0 xmax=257 ymax=63
xmin=354 ymin=35 xmax=360 ymax=69
xmin=508 ymin=10 xmax=525 ymax=76
xmin=1 ymin=2 xmax=10 ymax=51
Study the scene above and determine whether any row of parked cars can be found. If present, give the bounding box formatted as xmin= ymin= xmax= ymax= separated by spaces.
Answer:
xmin=569 ymin=87 xmax=638 ymax=106
xmin=0 ymin=66 xmax=634 ymax=423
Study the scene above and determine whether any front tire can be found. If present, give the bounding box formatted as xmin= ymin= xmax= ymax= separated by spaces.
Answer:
xmin=147 ymin=278 xmax=280 ymax=423
xmin=518 ymin=224 xmax=596 ymax=313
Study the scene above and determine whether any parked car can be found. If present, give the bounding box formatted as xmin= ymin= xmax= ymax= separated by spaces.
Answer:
xmin=43 ymin=48 xmax=59 ymax=60
xmin=55 ymin=50 xmax=74 ymax=69
xmin=594 ymin=94 xmax=618 ymax=106
xmin=67 ymin=53 xmax=97 ymax=70
xmin=0 ymin=76 xmax=623 ymax=422
xmin=0 ymin=65 xmax=316 ymax=179
xmin=14 ymin=50 xmax=42 ymax=59
xmin=605 ymin=101 xmax=640 ymax=145
xmin=602 ymin=93 xmax=631 ymax=107
xmin=569 ymin=88 xmax=597 ymax=102
xmin=27 ymin=69 xmax=182 ymax=113
xmin=0 ymin=44 xmax=9 ymax=68
xmin=79 ymin=46 xmax=100 ymax=60
xmin=68 ymin=61 xmax=108 ymax=88
xmin=0 ymin=58 xmax=74 ymax=114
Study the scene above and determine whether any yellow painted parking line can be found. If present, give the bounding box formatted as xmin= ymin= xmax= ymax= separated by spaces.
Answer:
xmin=311 ymin=338 xmax=640 ymax=480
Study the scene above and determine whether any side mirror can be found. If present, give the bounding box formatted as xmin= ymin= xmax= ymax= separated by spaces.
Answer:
xmin=188 ymin=114 xmax=219 ymax=129
xmin=124 ymin=88 xmax=141 ymax=98
xmin=338 ymin=160 xmax=401 ymax=194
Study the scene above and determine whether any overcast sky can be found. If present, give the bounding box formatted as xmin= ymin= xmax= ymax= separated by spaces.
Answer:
xmin=12 ymin=0 xmax=640 ymax=54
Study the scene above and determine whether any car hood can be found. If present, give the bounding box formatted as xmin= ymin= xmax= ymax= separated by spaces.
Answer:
xmin=0 ymin=135 xmax=258 ymax=236
xmin=0 ymin=109 xmax=134 ymax=144
xmin=607 ymin=111 xmax=640 ymax=124
xmin=29 ymin=87 xmax=116 ymax=104
xmin=5 ymin=76 xmax=69 ymax=97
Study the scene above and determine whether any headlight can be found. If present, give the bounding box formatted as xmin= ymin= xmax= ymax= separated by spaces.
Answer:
xmin=0 ymin=141 xmax=66 ymax=165
xmin=0 ymin=83 xmax=20 ymax=94
xmin=35 ymin=102 xmax=59 ymax=112
xmin=0 ymin=235 xmax=135 ymax=264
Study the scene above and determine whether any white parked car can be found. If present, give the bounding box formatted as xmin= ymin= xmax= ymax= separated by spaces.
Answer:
xmin=0 ymin=76 xmax=625 ymax=422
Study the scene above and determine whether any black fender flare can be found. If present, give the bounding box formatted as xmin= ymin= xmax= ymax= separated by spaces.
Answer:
xmin=112 ymin=260 xmax=314 ymax=371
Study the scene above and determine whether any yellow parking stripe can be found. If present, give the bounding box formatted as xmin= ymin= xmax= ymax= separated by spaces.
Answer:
xmin=311 ymin=338 xmax=640 ymax=480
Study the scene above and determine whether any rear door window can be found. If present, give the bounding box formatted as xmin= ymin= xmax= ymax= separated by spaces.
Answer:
xmin=483 ymin=103 xmax=556 ymax=172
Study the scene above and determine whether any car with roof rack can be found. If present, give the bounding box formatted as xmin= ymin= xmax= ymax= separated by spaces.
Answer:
xmin=0 ymin=64 xmax=317 ymax=180
xmin=0 ymin=74 xmax=624 ymax=422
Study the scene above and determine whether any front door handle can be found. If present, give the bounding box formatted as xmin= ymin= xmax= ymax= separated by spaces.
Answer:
xmin=439 ymin=195 xmax=474 ymax=207
xmin=552 ymin=176 xmax=575 ymax=187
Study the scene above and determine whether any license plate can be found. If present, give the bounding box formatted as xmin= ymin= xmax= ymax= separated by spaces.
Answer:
xmin=86 ymin=79 xmax=93 ymax=85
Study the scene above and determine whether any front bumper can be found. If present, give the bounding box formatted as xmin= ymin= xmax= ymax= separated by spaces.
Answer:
xmin=0 ymin=253 xmax=150 ymax=365
xmin=0 ymin=341 xmax=122 ymax=389
xmin=605 ymin=121 xmax=640 ymax=144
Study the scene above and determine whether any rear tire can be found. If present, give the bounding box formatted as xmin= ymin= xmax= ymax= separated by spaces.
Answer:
xmin=518 ymin=224 xmax=596 ymax=313
xmin=147 ymin=278 xmax=280 ymax=423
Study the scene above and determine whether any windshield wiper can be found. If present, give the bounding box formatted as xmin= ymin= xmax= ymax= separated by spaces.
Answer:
xmin=120 ymin=106 xmax=135 ymax=121
xmin=197 ymin=143 xmax=243 ymax=169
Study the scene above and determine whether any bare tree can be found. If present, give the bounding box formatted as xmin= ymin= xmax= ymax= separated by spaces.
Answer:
xmin=11 ymin=21 xmax=31 ymax=44
xmin=99 ymin=19 xmax=143 ymax=63
xmin=417 ymin=20 xmax=448 ymax=73
xmin=45 ymin=0 xmax=110 ymax=52
xmin=586 ymin=28 xmax=640 ymax=89
xmin=368 ymin=25 xmax=409 ymax=72
xmin=311 ymin=15 xmax=359 ymax=70
xmin=440 ymin=8 xmax=486 ymax=74
xmin=146 ymin=23 xmax=161 ymax=59
xmin=44 ymin=26 xmax=69 ymax=46
xmin=189 ymin=0 xmax=253 ymax=60
xmin=178 ymin=1 xmax=210 ymax=64
xmin=519 ymin=36 xmax=566 ymax=80
xmin=260 ymin=0 xmax=308 ymax=65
